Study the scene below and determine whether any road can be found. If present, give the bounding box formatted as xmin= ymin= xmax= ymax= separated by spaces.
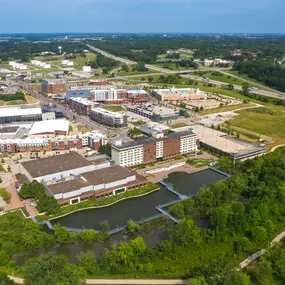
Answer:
xmin=86 ymin=44 xmax=285 ymax=101
xmin=18 ymin=84 xmax=130 ymax=143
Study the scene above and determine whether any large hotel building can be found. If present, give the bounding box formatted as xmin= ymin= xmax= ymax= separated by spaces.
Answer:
xmin=111 ymin=131 xmax=197 ymax=167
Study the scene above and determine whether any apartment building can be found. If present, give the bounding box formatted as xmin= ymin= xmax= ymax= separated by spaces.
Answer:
xmin=79 ymin=131 xmax=107 ymax=150
xmin=69 ymin=97 xmax=94 ymax=117
xmin=112 ymin=131 xmax=197 ymax=167
xmin=91 ymin=108 xmax=127 ymax=127
xmin=41 ymin=79 xmax=67 ymax=96
xmin=0 ymin=132 xmax=107 ymax=154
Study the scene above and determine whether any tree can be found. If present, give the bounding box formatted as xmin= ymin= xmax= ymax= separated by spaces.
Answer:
xmin=7 ymin=166 xmax=11 ymax=172
xmin=53 ymin=224 xmax=70 ymax=243
xmin=76 ymin=250 xmax=99 ymax=274
xmin=169 ymin=218 xmax=202 ymax=246
xmin=37 ymin=195 xmax=59 ymax=214
xmin=251 ymin=226 xmax=267 ymax=243
xmin=19 ymin=180 xmax=45 ymax=199
xmin=130 ymin=237 xmax=146 ymax=256
xmin=228 ymin=84 xmax=234 ymax=90
xmin=0 ymin=188 xmax=11 ymax=203
xmin=24 ymin=253 xmax=85 ymax=285
xmin=0 ymin=273 xmax=14 ymax=285
xmin=242 ymin=83 xmax=250 ymax=95
xmin=77 ymin=229 xmax=97 ymax=242
xmin=98 ymin=143 xmax=112 ymax=157
xmin=199 ymin=106 xmax=204 ymax=111
xmin=148 ymin=76 xmax=153 ymax=83
xmin=127 ymin=219 xmax=140 ymax=234
xmin=1 ymin=158 xmax=5 ymax=164
xmin=187 ymin=276 xmax=207 ymax=285
xmin=223 ymin=270 xmax=251 ymax=285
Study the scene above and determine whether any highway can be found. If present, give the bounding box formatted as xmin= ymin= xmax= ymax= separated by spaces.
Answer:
xmin=86 ymin=44 xmax=285 ymax=101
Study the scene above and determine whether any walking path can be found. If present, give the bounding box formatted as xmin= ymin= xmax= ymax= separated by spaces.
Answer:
xmin=270 ymin=144 xmax=285 ymax=153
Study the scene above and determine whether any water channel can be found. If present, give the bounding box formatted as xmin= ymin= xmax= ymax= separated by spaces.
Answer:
xmin=52 ymin=168 xmax=225 ymax=230
xmin=15 ymin=168 xmax=226 ymax=265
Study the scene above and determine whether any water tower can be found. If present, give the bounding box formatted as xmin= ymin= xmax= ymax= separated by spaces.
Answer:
xmin=58 ymin=46 xmax=62 ymax=54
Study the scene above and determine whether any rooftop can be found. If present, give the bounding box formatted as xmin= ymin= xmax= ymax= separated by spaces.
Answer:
xmin=0 ymin=126 xmax=20 ymax=134
xmin=29 ymin=120 xmax=69 ymax=135
xmin=42 ymin=79 xmax=66 ymax=85
xmin=21 ymin=152 xmax=92 ymax=178
xmin=91 ymin=107 xmax=126 ymax=117
xmin=70 ymin=97 xmax=94 ymax=106
xmin=139 ymin=123 xmax=169 ymax=135
xmin=112 ymin=130 xmax=196 ymax=150
xmin=0 ymin=106 xmax=42 ymax=118
xmin=48 ymin=165 xmax=136 ymax=194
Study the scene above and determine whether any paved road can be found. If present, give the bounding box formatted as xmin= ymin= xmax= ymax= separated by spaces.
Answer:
xmin=18 ymin=84 xmax=130 ymax=143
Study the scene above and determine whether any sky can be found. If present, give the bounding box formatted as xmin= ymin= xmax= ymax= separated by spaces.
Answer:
xmin=0 ymin=0 xmax=284 ymax=34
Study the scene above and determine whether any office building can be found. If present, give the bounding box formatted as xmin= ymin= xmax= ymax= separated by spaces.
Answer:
xmin=91 ymin=108 xmax=127 ymax=127
xmin=80 ymin=131 xmax=107 ymax=150
xmin=152 ymin=87 xmax=207 ymax=102
xmin=127 ymin=104 xmax=179 ymax=122
xmin=20 ymin=153 xmax=146 ymax=206
xmin=41 ymin=79 xmax=67 ymax=96
xmin=111 ymin=130 xmax=197 ymax=167
xmin=0 ymin=106 xmax=42 ymax=124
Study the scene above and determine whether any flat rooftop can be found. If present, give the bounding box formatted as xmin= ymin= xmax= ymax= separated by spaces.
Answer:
xmin=0 ymin=126 xmax=20 ymax=133
xmin=21 ymin=152 xmax=91 ymax=178
xmin=127 ymin=104 xmax=178 ymax=116
xmin=191 ymin=124 xmax=262 ymax=155
xmin=113 ymin=130 xmax=195 ymax=150
xmin=29 ymin=120 xmax=69 ymax=135
xmin=0 ymin=106 xmax=42 ymax=118
xmin=48 ymin=165 xmax=137 ymax=194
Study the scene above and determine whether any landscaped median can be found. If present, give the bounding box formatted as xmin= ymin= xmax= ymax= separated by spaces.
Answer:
xmin=44 ymin=182 xmax=160 ymax=221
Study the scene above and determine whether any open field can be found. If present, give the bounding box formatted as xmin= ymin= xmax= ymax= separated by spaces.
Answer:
xmin=198 ymin=72 xmax=248 ymax=86
xmin=225 ymin=107 xmax=285 ymax=150
xmin=199 ymin=103 xmax=255 ymax=115
xmin=77 ymin=124 xmax=91 ymax=134
xmin=169 ymin=122 xmax=188 ymax=129
xmin=153 ymin=63 xmax=190 ymax=71
xmin=157 ymin=52 xmax=193 ymax=59
xmin=104 ymin=105 xmax=125 ymax=112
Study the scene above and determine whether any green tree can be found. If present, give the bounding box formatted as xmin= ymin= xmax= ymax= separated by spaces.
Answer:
xmin=148 ymin=76 xmax=153 ymax=83
xmin=188 ymin=276 xmax=207 ymax=285
xmin=24 ymin=253 xmax=85 ymax=285
xmin=223 ymin=270 xmax=251 ymax=285
xmin=37 ymin=195 xmax=60 ymax=214
xmin=77 ymin=229 xmax=97 ymax=242
xmin=53 ymin=224 xmax=70 ymax=243
xmin=98 ymin=143 xmax=112 ymax=157
xmin=127 ymin=219 xmax=140 ymax=234
xmin=76 ymin=250 xmax=99 ymax=274
xmin=251 ymin=226 xmax=267 ymax=243
xmin=18 ymin=180 xmax=45 ymax=199
xmin=242 ymin=83 xmax=250 ymax=95
xmin=0 ymin=273 xmax=14 ymax=285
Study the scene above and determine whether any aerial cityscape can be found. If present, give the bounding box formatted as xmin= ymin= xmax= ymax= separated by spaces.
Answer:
xmin=0 ymin=1 xmax=285 ymax=285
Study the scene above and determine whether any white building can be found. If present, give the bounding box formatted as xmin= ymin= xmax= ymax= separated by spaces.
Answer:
xmin=82 ymin=66 xmax=92 ymax=72
xmin=29 ymin=120 xmax=69 ymax=138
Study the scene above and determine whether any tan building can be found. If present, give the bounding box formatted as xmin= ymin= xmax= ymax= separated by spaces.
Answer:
xmin=41 ymin=79 xmax=67 ymax=96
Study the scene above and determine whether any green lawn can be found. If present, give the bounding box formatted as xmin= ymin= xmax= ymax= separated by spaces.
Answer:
xmin=199 ymin=72 xmax=249 ymax=86
xmin=154 ymin=63 xmax=190 ymax=71
xmin=104 ymin=105 xmax=125 ymax=112
xmin=77 ymin=124 xmax=91 ymax=134
xmin=199 ymin=103 xmax=255 ymax=115
xmin=226 ymin=107 xmax=285 ymax=149
xmin=169 ymin=122 xmax=188 ymax=129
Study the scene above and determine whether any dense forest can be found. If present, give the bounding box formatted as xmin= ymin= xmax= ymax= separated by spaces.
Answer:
xmin=233 ymin=60 xmax=285 ymax=92
xmin=1 ymin=148 xmax=285 ymax=284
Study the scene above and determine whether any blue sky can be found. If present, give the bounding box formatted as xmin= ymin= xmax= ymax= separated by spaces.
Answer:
xmin=0 ymin=0 xmax=283 ymax=33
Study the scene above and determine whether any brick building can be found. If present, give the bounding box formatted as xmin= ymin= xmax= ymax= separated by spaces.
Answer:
xmin=111 ymin=130 xmax=197 ymax=167
xmin=41 ymin=79 xmax=67 ymax=96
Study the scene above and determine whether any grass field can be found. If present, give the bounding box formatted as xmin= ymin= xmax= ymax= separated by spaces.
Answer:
xmin=169 ymin=122 xmax=188 ymax=128
xmin=154 ymin=63 xmax=189 ymax=71
xmin=199 ymin=72 xmax=249 ymax=86
xmin=77 ymin=124 xmax=91 ymax=134
xmin=226 ymin=107 xmax=285 ymax=149
xmin=199 ymin=103 xmax=255 ymax=115
xmin=104 ymin=105 xmax=125 ymax=112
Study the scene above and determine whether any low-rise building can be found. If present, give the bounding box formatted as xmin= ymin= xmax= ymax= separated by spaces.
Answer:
xmin=0 ymin=106 xmax=42 ymax=124
xmin=91 ymin=108 xmax=127 ymax=127
xmin=79 ymin=131 xmax=107 ymax=150
xmin=127 ymin=104 xmax=179 ymax=122
xmin=152 ymin=87 xmax=207 ymax=102
xmin=111 ymin=130 xmax=197 ymax=167
xmin=45 ymin=165 xmax=147 ymax=206
xmin=28 ymin=120 xmax=69 ymax=137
